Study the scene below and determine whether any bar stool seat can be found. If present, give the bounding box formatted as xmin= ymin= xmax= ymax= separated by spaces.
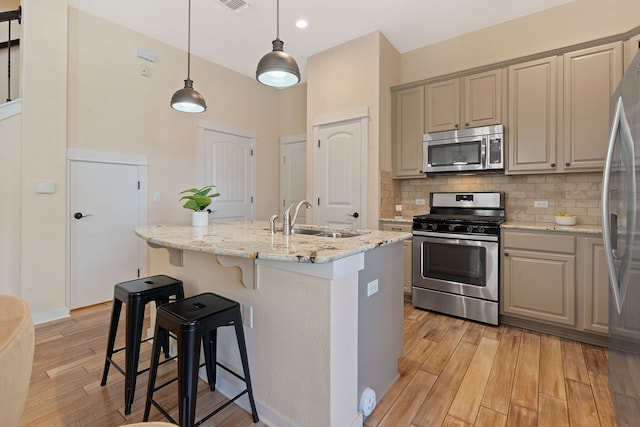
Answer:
xmin=101 ymin=274 xmax=184 ymax=415
xmin=143 ymin=292 xmax=259 ymax=427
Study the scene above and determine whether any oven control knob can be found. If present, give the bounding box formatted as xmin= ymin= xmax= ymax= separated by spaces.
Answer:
xmin=430 ymin=223 xmax=437 ymax=231
xmin=478 ymin=226 xmax=485 ymax=233
xmin=467 ymin=225 xmax=474 ymax=233
xmin=448 ymin=224 xmax=455 ymax=232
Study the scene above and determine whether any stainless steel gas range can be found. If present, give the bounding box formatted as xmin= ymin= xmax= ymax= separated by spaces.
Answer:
xmin=412 ymin=192 xmax=505 ymax=325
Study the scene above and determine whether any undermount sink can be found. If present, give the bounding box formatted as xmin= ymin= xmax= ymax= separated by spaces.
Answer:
xmin=291 ymin=228 xmax=368 ymax=238
xmin=290 ymin=228 xmax=323 ymax=236
xmin=317 ymin=231 xmax=363 ymax=238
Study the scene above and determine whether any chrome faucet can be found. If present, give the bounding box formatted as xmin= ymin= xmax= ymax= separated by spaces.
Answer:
xmin=283 ymin=200 xmax=312 ymax=235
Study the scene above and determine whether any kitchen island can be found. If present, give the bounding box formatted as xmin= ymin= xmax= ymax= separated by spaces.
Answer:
xmin=135 ymin=220 xmax=410 ymax=427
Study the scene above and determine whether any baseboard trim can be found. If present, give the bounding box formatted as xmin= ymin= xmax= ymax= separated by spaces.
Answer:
xmin=32 ymin=307 xmax=69 ymax=325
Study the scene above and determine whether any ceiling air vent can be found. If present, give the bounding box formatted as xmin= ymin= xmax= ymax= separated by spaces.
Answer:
xmin=219 ymin=0 xmax=251 ymax=14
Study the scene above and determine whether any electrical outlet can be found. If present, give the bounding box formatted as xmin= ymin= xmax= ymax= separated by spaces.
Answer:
xmin=242 ymin=304 xmax=253 ymax=328
xmin=367 ymin=279 xmax=379 ymax=297
xmin=395 ymin=204 xmax=402 ymax=212
xmin=534 ymin=200 xmax=549 ymax=208
xmin=415 ymin=199 xmax=426 ymax=206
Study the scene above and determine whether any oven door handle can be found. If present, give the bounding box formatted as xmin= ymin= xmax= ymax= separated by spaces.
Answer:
xmin=412 ymin=230 xmax=498 ymax=242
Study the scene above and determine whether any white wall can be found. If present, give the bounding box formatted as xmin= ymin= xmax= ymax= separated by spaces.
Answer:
xmin=400 ymin=0 xmax=640 ymax=84
xmin=307 ymin=32 xmax=400 ymax=229
xmin=0 ymin=110 xmax=21 ymax=295
xmin=17 ymin=0 xmax=68 ymax=321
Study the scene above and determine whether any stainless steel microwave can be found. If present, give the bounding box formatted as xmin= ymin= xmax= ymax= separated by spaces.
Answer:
xmin=423 ymin=124 xmax=504 ymax=173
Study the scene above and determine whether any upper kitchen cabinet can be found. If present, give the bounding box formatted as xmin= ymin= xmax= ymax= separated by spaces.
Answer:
xmin=425 ymin=69 xmax=504 ymax=133
xmin=508 ymin=41 xmax=623 ymax=175
xmin=624 ymin=33 xmax=640 ymax=71
xmin=562 ymin=41 xmax=623 ymax=171
xmin=392 ymin=86 xmax=425 ymax=178
xmin=507 ymin=56 xmax=559 ymax=173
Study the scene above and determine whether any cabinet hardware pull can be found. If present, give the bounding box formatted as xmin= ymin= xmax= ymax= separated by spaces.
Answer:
xmin=504 ymin=252 xmax=509 ymax=257
xmin=565 ymin=162 xmax=571 ymax=167
xmin=550 ymin=163 xmax=556 ymax=167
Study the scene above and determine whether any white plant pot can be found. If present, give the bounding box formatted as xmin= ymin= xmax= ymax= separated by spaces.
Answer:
xmin=192 ymin=211 xmax=209 ymax=227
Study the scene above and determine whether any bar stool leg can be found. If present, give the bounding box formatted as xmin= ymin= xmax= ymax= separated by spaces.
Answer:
xmin=202 ymin=330 xmax=217 ymax=391
xmin=178 ymin=331 xmax=201 ymax=427
xmin=100 ymin=299 xmax=122 ymax=386
xmin=143 ymin=324 xmax=166 ymax=422
xmin=124 ymin=299 xmax=145 ymax=415
xmin=232 ymin=310 xmax=259 ymax=423
xmin=156 ymin=298 xmax=171 ymax=358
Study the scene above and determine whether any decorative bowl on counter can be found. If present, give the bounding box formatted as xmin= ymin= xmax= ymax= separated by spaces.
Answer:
xmin=554 ymin=214 xmax=577 ymax=226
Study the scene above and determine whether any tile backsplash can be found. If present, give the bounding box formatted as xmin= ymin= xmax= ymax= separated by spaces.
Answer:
xmin=380 ymin=170 xmax=602 ymax=226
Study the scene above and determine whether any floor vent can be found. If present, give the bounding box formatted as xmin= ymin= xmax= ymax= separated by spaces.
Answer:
xmin=219 ymin=0 xmax=251 ymax=14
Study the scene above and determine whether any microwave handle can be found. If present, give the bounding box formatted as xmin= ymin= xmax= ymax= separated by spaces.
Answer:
xmin=481 ymin=137 xmax=488 ymax=168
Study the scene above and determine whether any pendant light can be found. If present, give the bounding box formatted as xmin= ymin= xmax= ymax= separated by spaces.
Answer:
xmin=171 ymin=0 xmax=206 ymax=113
xmin=256 ymin=0 xmax=300 ymax=88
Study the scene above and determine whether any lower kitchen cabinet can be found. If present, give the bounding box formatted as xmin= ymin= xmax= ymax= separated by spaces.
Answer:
xmin=579 ymin=236 xmax=609 ymax=334
xmin=380 ymin=221 xmax=412 ymax=299
xmin=501 ymin=229 xmax=608 ymax=344
xmin=502 ymin=231 xmax=576 ymax=326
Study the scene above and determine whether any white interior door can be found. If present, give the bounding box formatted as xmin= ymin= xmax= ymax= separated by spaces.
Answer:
xmin=280 ymin=135 xmax=307 ymax=223
xmin=313 ymin=116 xmax=367 ymax=229
xmin=202 ymin=129 xmax=256 ymax=220
xmin=69 ymin=160 xmax=144 ymax=309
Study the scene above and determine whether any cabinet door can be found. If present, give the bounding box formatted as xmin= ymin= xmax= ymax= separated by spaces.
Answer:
xmin=425 ymin=78 xmax=460 ymax=132
xmin=502 ymin=249 xmax=576 ymax=326
xmin=580 ymin=237 xmax=608 ymax=334
xmin=507 ymin=56 xmax=558 ymax=173
xmin=624 ymin=34 xmax=640 ymax=71
xmin=463 ymin=69 xmax=503 ymax=128
xmin=562 ymin=42 xmax=623 ymax=171
xmin=393 ymin=86 xmax=425 ymax=178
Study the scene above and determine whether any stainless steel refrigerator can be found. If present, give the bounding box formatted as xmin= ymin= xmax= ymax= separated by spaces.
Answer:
xmin=603 ymin=50 xmax=640 ymax=426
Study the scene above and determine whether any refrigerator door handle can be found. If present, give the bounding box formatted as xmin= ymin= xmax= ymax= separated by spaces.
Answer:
xmin=602 ymin=96 xmax=636 ymax=315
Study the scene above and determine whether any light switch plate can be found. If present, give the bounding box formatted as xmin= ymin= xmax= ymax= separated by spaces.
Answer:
xmin=35 ymin=181 xmax=55 ymax=194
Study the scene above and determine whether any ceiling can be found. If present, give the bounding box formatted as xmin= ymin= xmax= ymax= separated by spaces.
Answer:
xmin=68 ymin=0 xmax=574 ymax=83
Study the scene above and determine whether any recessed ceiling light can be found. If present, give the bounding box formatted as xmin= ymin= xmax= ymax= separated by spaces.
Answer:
xmin=295 ymin=19 xmax=308 ymax=29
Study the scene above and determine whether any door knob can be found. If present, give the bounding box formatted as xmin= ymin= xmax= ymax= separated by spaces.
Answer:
xmin=348 ymin=212 xmax=359 ymax=219
xmin=73 ymin=212 xmax=93 ymax=219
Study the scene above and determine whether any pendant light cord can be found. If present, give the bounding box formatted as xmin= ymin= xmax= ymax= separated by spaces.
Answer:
xmin=187 ymin=0 xmax=192 ymax=80
xmin=276 ymin=0 xmax=280 ymax=39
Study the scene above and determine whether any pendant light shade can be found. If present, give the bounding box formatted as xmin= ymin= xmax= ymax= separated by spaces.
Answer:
xmin=256 ymin=0 xmax=300 ymax=88
xmin=171 ymin=0 xmax=206 ymax=113
xmin=171 ymin=79 xmax=206 ymax=113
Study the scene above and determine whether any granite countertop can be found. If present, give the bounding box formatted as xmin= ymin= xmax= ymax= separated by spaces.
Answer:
xmin=381 ymin=217 xmax=603 ymax=235
xmin=135 ymin=220 xmax=411 ymax=264
xmin=501 ymin=221 xmax=602 ymax=235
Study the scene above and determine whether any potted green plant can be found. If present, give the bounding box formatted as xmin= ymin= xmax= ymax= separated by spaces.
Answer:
xmin=179 ymin=185 xmax=220 ymax=226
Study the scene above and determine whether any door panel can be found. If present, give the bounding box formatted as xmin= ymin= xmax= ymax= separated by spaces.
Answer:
xmin=69 ymin=161 xmax=141 ymax=308
xmin=280 ymin=139 xmax=307 ymax=222
xmin=203 ymin=130 xmax=255 ymax=220
xmin=313 ymin=119 xmax=363 ymax=228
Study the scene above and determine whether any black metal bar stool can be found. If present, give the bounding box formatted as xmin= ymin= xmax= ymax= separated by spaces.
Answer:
xmin=100 ymin=274 xmax=184 ymax=415
xmin=143 ymin=292 xmax=259 ymax=426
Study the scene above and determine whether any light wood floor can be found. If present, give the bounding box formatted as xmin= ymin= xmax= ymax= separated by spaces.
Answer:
xmin=20 ymin=302 xmax=617 ymax=427
xmin=364 ymin=304 xmax=617 ymax=427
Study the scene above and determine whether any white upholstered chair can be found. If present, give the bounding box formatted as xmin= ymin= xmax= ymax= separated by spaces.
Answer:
xmin=0 ymin=294 xmax=35 ymax=427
